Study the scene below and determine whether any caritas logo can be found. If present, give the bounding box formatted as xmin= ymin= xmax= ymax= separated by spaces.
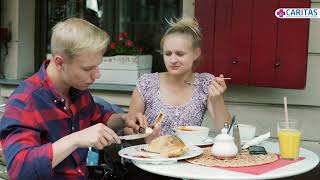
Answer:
xmin=275 ymin=8 xmax=319 ymax=18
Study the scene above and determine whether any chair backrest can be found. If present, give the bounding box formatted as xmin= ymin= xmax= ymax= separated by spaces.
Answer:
xmin=93 ymin=96 xmax=124 ymax=113
xmin=0 ymin=104 xmax=5 ymax=119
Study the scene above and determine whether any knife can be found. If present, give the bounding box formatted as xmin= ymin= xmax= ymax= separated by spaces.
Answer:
xmin=119 ymin=133 xmax=150 ymax=141
xmin=119 ymin=127 xmax=153 ymax=141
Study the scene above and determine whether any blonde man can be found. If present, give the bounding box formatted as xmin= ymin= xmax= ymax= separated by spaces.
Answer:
xmin=0 ymin=18 xmax=147 ymax=179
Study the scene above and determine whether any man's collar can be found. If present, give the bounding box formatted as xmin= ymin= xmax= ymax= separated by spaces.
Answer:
xmin=38 ymin=60 xmax=83 ymax=103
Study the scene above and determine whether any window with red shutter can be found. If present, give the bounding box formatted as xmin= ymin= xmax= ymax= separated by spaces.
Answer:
xmin=195 ymin=0 xmax=310 ymax=89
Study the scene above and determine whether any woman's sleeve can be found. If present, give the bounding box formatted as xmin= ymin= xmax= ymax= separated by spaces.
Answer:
xmin=200 ymin=73 xmax=215 ymax=96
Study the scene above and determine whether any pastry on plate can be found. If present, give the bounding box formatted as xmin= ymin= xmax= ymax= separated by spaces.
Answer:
xmin=146 ymin=135 xmax=188 ymax=158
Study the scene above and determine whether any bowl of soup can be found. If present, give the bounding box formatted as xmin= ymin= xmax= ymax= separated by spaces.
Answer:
xmin=176 ymin=126 xmax=210 ymax=145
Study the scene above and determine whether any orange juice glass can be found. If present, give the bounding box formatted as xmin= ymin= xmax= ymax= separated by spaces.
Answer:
xmin=277 ymin=120 xmax=301 ymax=160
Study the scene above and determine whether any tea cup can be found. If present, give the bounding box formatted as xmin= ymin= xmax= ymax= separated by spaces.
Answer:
xmin=176 ymin=126 xmax=209 ymax=145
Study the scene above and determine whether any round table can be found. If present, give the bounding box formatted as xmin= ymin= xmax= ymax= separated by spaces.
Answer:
xmin=133 ymin=141 xmax=319 ymax=180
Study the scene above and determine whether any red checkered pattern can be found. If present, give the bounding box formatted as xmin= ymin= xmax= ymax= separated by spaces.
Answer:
xmin=0 ymin=60 xmax=112 ymax=179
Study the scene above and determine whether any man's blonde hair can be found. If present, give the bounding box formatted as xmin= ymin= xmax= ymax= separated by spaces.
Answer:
xmin=51 ymin=18 xmax=110 ymax=59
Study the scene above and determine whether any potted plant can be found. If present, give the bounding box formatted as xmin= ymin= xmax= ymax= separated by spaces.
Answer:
xmin=96 ymin=32 xmax=153 ymax=85
xmin=106 ymin=32 xmax=143 ymax=56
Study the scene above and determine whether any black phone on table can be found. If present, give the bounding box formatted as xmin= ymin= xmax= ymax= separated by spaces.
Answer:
xmin=248 ymin=145 xmax=267 ymax=155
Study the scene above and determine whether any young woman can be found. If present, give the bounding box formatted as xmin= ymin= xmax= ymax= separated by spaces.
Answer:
xmin=127 ymin=17 xmax=231 ymax=141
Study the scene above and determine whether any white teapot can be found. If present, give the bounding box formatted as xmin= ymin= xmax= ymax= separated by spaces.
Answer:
xmin=211 ymin=128 xmax=238 ymax=159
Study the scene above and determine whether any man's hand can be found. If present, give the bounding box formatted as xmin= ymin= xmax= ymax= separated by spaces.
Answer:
xmin=72 ymin=123 xmax=120 ymax=150
xmin=208 ymin=74 xmax=227 ymax=102
xmin=122 ymin=112 xmax=148 ymax=133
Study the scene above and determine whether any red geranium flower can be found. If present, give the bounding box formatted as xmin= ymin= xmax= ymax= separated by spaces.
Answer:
xmin=106 ymin=32 xmax=144 ymax=56
xmin=110 ymin=42 xmax=117 ymax=49
xmin=125 ymin=40 xmax=134 ymax=47
xmin=119 ymin=32 xmax=128 ymax=39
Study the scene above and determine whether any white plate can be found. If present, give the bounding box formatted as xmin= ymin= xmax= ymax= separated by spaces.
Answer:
xmin=188 ymin=137 xmax=214 ymax=146
xmin=118 ymin=144 xmax=203 ymax=164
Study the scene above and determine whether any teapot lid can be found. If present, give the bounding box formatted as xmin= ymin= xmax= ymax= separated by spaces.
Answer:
xmin=215 ymin=128 xmax=234 ymax=141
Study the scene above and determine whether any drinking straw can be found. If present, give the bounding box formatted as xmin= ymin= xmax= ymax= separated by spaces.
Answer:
xmin=284 ymin=97 xmax=289 ymax=128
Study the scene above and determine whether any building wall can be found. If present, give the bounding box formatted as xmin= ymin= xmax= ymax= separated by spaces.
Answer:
xmin=0 ymin=0 xmax=34 ymax=79
xmin=182 ymin=0 xmax=194 ymax=17
xmin=17 ymin=0 xmax=35 ymax=78
xmin=1 ymin=0 xmax=19 ymax=79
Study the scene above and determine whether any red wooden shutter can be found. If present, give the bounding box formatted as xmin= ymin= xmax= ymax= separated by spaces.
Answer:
xmin=250 ymin=0 xmax=279 ymax=86
xmin=274 ymin=0 xmax=310 ymax=88
xmin=195 ymin=0 xmax=215 ymax=73
xmin=195 ymin=0 xmax=310 ymax=89
xmin=211 ymin=0 xmax=233 ymax=79
xmin=229 ymin=0 xmax=252 ymax=84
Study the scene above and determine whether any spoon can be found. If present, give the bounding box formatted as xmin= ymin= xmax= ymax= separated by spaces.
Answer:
xmin=227 ymin=115 xmax=236 ymax=134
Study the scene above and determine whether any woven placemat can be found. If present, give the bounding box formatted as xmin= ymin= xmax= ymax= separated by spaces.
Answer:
xmin=186 ymin=147 xmax=278 ymax=167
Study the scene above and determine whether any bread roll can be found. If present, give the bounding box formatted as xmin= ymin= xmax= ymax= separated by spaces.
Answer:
xmin=146 ymin=135 xmax=188 ymax=157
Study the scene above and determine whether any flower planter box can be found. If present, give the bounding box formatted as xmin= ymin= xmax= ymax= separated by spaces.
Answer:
xmin=95 ymin=55 xmax=152 ymax=85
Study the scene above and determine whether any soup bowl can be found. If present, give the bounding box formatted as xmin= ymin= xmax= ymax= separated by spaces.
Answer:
xmin=176 ymin=126 xmax=210 ymax=145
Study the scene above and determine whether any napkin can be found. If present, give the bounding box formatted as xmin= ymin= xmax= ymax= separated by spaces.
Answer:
xmin=242 ymin=132 xmax=270 ymax=149
xmin=221 ymin=156 xmax=305 ymax=175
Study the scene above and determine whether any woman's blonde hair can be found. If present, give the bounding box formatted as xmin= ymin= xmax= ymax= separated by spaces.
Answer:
xmin=160 ymin=17 xmax=202 ymax=50
xmin=51 ymin=18 xmax=110 ymax=59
